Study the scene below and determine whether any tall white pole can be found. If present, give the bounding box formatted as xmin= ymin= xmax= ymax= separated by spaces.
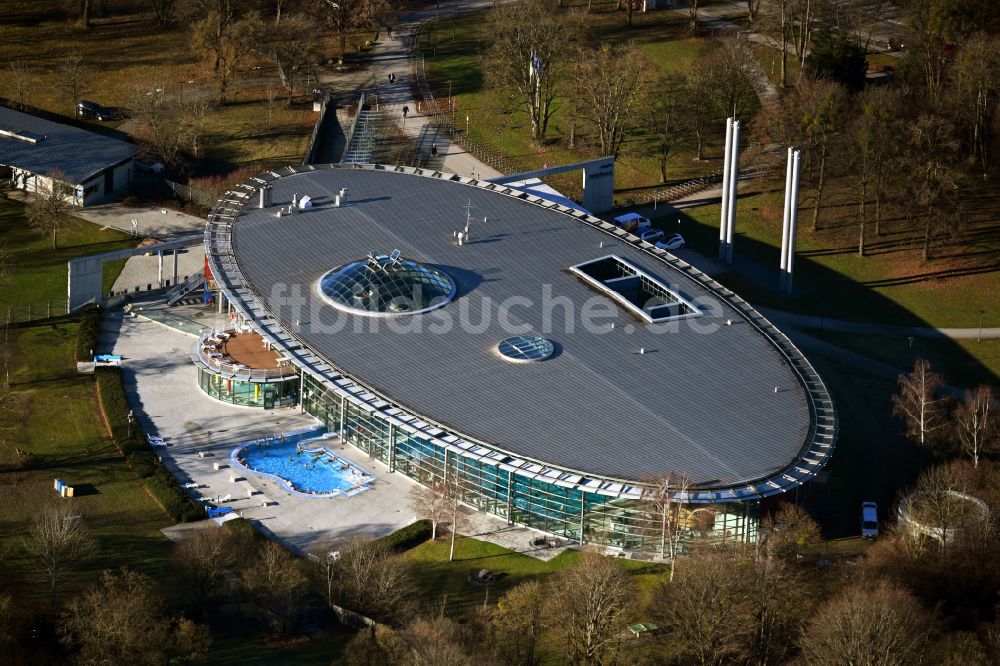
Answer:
xmin=725 ymin=120 xmax=740 ymax=263
xmin=786 ymin=150 xmax=802 ymax=296
xmin=719 ymin=118 xmax=733 ymax=258
xmin=779 ymin=147 xmax=794 ymax=289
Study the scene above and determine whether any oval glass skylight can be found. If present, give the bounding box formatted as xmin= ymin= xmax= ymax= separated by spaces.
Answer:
xmin=317 ymin=252 xmax=456 ymax=317
xmin=497 ymin=336 xmax=554 ymax=363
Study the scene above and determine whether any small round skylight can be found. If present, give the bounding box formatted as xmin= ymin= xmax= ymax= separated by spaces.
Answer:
xmin=497 ymin=336 xmax=554 ymax=363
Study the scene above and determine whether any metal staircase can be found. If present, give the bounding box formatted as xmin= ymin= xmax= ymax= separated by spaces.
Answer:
xmin=166 ymin=271 xmax=205 ymax=306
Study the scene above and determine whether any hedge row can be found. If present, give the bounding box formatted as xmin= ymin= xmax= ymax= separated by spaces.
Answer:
xmin=375 ymin=519 xmax=432 ymax=553
xmin=94 ymin=367 xmax=203 ymax=522
xmin=75 ymin=304 xmax=101 ymax=362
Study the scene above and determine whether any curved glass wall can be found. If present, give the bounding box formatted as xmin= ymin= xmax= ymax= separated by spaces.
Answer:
xmin=301 ymin=374 xmax=758 ymax=553
xmin=198 ymin=367 xmax=298 ymax=408
xmin=317 ymin=254 xmax=456 ymax=317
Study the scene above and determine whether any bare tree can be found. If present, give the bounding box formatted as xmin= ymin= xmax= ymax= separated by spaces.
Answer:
xmin=952 ymin=33 xmax=1000 ymax=177
xmin=760 ymin=502 xmax=821 ymax=561
xmin=344 ymin=623 xmax=404 ymax=666
xmin=59 ymin=568 xmax=210 ymax=664
xmin=171 ymin=528 xmax=236 ymax=608
xmin=746 ymin=0 xmax=761 ymax=23
xmin=59 ymin=53 xmax=87 ymax=116
xmin=490 ymin=580 xmax=546 ymax=666
xmin=409 ymin=482 xmax=450 ymax=541
xmin=316 ymin=0 xmax=391 ymax=63
xmin=328 ymin=536 xmax=416 ymax=624
xmin=797 ymin=79 xmax=849 ymax=232
xmin=893 ymin=358 xmax=948 ymax=449
xmin=253 ymin=14 xmax=324 ymax=105
xmin=547 ymin=551 xmax=634 ymax=665
xmin=188 ymin=0 xmax=258 ymax=104
xmin=641 ymin=473 xmax=693 ymax=581
xmin=240 ymin=539 xmax=307 ymax=633
xmin=898 ymin=113 xmax=960 ymax=262
xmin=25 ymin=169 xmax=74 ymax=249
xmin=484 ymin=0 xmax=575 ymax=142
xmin=687 ymin=0 xmax=701 ymax=32
xmin=128 ymin=78 xmax=208 ymax=165
xmin=8 ymin=62 xmax=32 ymax=111
xmin=573 ymin=43 xmax=647 ymax=157
xmin=759 ymin=0 xmax=793 ymax=88
xmin=798 ymin=581 xmax=933 ymax=665
xmin=398 ymin=617 xmax=479 ymax=666
xmin=149 ymin=0 xmax=179 ymax=25
xmin=651 ymin=547 xmax=750 ymax=666
xmin=742 ymin=553 xmax=807 ymax=666
xmin=645 ymin=75 xmax=689 ymax=183
xmin=954 ymin=386 xmax=998 ymax=468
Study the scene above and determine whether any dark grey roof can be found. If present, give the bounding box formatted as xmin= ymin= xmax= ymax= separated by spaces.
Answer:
xmin=229 ymin=168 xmax=820 ymax=485
xmin=0 ymin=107 xmax=136 ymax=184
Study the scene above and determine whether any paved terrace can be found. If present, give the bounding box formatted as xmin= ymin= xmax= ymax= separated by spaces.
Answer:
xmin=101 ymin=305 xmax=568 ymax=558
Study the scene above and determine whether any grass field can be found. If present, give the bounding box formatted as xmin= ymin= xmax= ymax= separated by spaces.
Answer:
xmin=406 ymin=535 xmax=667 ymax=614
xmin=0 ymin=4 xmax=375 ymax=174
xmin=0 ymin=320 xmax=175 ymax=605
xmin=0 ymin=198 xmax=134 ymax=316
xmin=654 ymin=185 xmax=1000 ymax=330
xmin=419 ymin=8 xmax=725 ymax=201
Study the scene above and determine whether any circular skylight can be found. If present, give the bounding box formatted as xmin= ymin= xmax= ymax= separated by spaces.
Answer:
xmin=497 ymin=336 xmax=555 ymax=363
xmin=317 ymin=253 xmax=456 ymax=317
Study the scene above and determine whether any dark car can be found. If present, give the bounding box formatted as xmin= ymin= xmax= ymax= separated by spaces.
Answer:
xmin=76 ymin=99 xmax=111 ymax=121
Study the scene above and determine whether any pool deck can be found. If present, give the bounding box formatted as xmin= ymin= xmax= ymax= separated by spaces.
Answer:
xmin=101 ymin=305 xmax=572 ymax=560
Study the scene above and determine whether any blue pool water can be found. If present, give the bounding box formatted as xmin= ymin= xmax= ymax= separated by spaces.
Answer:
xmin=232 ymin=430 xmax=375 ymax=497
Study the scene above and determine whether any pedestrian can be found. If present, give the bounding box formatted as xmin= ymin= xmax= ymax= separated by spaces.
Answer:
xmin=431 ymin=143 xmax=438 ymax=157
xmin=387 ymin=25 xmax=393 ymax=38
xmin=402 ymin=105 xmax=409 ymax=118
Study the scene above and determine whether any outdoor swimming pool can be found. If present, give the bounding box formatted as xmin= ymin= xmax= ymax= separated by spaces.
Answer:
xmin=231 ymin=430 xmax=375 ymax=498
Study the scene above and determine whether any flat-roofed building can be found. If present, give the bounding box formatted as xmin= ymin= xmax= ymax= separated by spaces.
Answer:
xmin=0 ymin=107 xmax=137 ymax=206
xmin=200 ymin=163 xmax=838 ymax=554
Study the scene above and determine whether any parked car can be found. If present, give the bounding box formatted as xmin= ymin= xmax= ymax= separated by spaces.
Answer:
xmin=861 ymin=502 xmax=879 ymax=539
xmin=613 ymin=212 xmax=652 ymax=234
xmin=655 ymin=233 xmax=686 ymax=251
xmin=135 ymin=161 xmax=165 ymax=174
xmin=639 ymin=229 xmax=664 ymax=244
xmin=76 ymin=99 xmax=112 ymax=121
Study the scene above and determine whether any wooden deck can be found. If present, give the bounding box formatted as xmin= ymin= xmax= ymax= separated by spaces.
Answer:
xmin=220 ymin=332 xmax=282 ymax=371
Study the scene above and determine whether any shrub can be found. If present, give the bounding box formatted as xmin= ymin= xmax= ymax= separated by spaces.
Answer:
xmin=94 ymin=367 xmax=202 ymax=523
xmin=376 ymin=520 xmax=432 ymax=553
xmin=75 ymin=304 xmax=101 ymax=362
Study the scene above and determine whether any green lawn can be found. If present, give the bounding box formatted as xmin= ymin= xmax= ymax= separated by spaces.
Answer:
xmin=651 ymin=187 xmax=1000 ymax=331
xmin=0 ymin=198 xmax=134 ymax=317
xmin=406 ymin=535 xmax=667 ymax=617
xmin=420 ymin=9 xmax=724 ymax=201
xmin=0 ymin=320 xmax=174 ymax=606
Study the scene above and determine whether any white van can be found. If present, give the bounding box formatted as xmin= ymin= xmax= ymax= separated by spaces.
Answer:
xmin=613 ymin=213 xmax=652 ymax=234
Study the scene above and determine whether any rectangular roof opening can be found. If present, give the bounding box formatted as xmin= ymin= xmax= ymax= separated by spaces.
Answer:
xmin=570 ymin=255 xmax=701 ymax=323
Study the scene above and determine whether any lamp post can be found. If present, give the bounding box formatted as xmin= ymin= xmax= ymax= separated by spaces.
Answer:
xmin=978 ymin=309 xmax=985 ymax=343
xmin=448 ymin=80 xmax=453 ymax=115
xmin=127 ymin=410 xmax=135 ymax=439
xmin=465 ymin=115 xmax=469 ymax=136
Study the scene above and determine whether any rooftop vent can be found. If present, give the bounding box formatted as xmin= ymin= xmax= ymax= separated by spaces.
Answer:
xmin=570 ymin=255 xmax=701 ymax=324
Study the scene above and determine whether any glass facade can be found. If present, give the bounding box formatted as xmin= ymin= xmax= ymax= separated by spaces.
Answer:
xmin=300 ymin=373 xmax=758 ymax=553
xmin=197 ymin=367 xmax=298 ymax=408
